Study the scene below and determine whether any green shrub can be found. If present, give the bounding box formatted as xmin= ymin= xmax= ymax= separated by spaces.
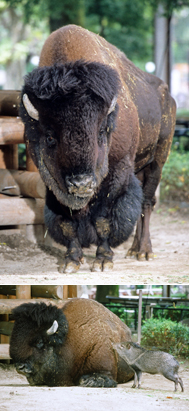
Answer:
xmin=153 ymin=305 xmax=189 ymax=322
xmin=161 ymin=151 xmax=189 ymax=202
xmin=141 ymin=318 xmax=189 ymax=357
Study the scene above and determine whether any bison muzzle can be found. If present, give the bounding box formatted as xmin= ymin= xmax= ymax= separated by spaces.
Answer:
xmin=10 ymin=299 xmax=134 ymax=387
xmin=19 ymin=24 xmax=176 ymax=273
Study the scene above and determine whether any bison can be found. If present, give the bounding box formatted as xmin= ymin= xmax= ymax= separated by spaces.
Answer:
xmin=10 ymin=298 xmax=134 ymax=387
xmin=19 ymin=24 xmax=176 ymax=273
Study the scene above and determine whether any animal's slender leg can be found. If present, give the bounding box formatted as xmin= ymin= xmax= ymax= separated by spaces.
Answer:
xmin=137 ymin=371 xmax=142 ymax=388
xmin=132 ymin=372 xmax=138 ymax=388
xmin=127 ymin=164 xmax=156 ymax=260
xmin=127 ymin=214 xmax=143 ymax=258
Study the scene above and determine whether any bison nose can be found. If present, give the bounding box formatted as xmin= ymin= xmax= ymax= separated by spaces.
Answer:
xmin=65 ymin=174 xmax=96 ymax=197
xmin=16 ymin=362 xmax=32 ymax=374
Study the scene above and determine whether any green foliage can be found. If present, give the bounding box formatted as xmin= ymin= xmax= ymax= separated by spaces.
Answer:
xmin=107 ymin=303 xmax=138 ymax=329
xmin=141 ymin=318 xmax=189 ymax=357
xmin=147 ymin=0 xmax=189 ymax=17
xmin=161 ymin=151 xmax=189 ymax=202
xmin=86 ymin=0 xmax=153 ymax=63
xmin=153 ymin=304 xmax=189 ymax=322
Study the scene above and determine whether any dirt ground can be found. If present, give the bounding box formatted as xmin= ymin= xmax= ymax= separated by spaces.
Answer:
xmin=0 ymin=203 xmax=188 ymax=284
xmin=0 ymin=360 xmax=188 ymax=411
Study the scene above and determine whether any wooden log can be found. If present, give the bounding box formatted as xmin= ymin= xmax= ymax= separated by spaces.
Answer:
xmin=0 ymin=299 xmax=66 ymax=315
xmin=0 ymin=169 xmax=45 ymax=198
xmin=0 ymin=344 xmax=10 ymax=360
xmin=0 ymin=116 xmax=24 ymax=145
xmin=0 ymin=322 xmax=14 ymax=336
xmin=68 ymin=286 xmax=78 ymax=298
xmin=0 ymin=144 xmax=18 ymax=169
xmin=32 ymin=286 xmax=63 ymax=299
xmin=0 ymin=286 xmax=63 ymax=300
xmin=0 ymin=197 xmax=45 ymax=225
xmin=0 ymin=90 xmax=20 ymax=116
xmin=16 ymin=286 xmax=31 ymax=299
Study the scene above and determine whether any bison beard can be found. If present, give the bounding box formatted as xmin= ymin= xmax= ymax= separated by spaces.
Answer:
xmin=19 ymin=25 xmax=176 ymax=273
xmin=10 ymin=299 xmax=134 ymax=387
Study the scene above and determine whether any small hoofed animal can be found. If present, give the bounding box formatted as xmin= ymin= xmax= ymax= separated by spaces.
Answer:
xmin=114 ymin=341 xmax=184 ymax=392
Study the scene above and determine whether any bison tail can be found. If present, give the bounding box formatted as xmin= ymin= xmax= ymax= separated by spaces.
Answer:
xmin=109 ymin=173 xmax=143 ymax=248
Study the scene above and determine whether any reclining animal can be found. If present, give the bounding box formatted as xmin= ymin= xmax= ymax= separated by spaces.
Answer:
xmin=10 ymin=299 xmax=133 ymax=386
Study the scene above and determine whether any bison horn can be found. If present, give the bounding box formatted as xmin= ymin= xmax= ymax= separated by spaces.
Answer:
xmin=46 ymin=320 xmax=58 ymax=335
xmin=23 ymin=93 xmax=39 ymax=121
xmin=107 ymin=95 xmax=117 ymax=115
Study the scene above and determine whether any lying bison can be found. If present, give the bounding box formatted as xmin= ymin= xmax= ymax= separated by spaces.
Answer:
xmin=10 ymin=299 xmax=133 ymax=387
xmin=20 ymin=24 xmax=176 ymax=272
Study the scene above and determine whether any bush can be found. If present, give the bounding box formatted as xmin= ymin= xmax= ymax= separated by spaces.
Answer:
xmin=161 ymin=151 xmax=189 ymax=202
xmin=152 ymin=305 xmax=189 ymax=322
xmin=141 ymin=318 xmax=189 ymax=357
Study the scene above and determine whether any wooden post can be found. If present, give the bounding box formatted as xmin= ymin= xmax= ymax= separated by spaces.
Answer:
xmin=137 ymin=290 xmax=143 ymax=344
xmin=0 ymin=145 xmax=18 ymax=169
xmin=68 ymin=286 xmax=78 ymax=298
xmin=16 ymin=286 xmax=31 ymax=299
xmin=63 ymin=286 xmax=69 ymax=299
xmin=0 ymin=90 xmax=20 ymax=116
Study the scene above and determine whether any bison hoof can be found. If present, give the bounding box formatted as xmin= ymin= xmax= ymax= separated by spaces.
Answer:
xmin=137 ymin=252 xmax=154 ymax=261
xmin=59 ymin=260 xmax=81 ymax=273
xmin=91 ymin=258 xmax=113 ymax=272
xmin=79 ymin=373 xmax=117 ymax=388
xmin=126 ymin=249 xmax=137 ymax=258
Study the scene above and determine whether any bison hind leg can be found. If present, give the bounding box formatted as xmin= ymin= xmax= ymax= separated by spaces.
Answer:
xmin=78 ymin=373 xmax=117 ymax=388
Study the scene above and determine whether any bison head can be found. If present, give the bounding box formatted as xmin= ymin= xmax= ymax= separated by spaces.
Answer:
xmin=20 ymin=60 xmax=120 ymax=210
xmin=10 ymin=303 xmax=68 ymax=386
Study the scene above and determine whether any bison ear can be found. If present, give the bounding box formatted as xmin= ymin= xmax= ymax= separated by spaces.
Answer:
xmin=23 ymin=93 xmax=39 ymax=121
xmin=46 ymin=320 xmax=59 ymax=335
xmin=107 ymin=95 xmax=117 ymax=115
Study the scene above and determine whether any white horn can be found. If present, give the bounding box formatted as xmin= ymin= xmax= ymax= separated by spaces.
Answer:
xmin=46 ymin=320 xmax=58 ymax=335
xmin=23 ymin=93 xmax=39 ymax=121
xmin=107 ymin=95 xmax=117 ymax=115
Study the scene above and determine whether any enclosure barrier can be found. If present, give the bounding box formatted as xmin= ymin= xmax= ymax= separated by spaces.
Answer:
xmin=0 ymin=285 xmax=78 ymax=360
xmin=0 ymin=90 xmax=48 ymax=243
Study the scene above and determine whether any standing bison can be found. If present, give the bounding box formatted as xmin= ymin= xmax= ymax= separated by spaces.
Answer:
xmin=20 ymin=24 xmax=176 ymax=272
xmin=10 ymin=299 xmax=133 ymax=387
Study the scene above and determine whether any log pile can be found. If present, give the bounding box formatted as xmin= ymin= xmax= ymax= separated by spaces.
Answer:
xmin=0 ymin=90 xmax=46 ymax=239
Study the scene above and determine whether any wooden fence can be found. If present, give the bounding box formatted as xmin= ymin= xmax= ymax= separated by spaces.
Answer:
xmin=0 ymin=90 xmax=47 ymax=243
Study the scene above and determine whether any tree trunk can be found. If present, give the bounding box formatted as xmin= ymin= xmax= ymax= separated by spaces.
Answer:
xmin=96 ymin=285 xmax=119 ymax=303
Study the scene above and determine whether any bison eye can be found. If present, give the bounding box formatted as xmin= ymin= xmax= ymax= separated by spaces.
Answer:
xmin=46 ymin=135 xmax=56 ymax=147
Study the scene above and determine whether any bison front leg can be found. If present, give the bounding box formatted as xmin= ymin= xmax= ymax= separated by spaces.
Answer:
xmin=79 ymin=373 xmax=117 ymax=387
xmin=44 ymin=204 xmax=83 ymax=273
xmin=92 ymin=218 xmax=114 ymax=272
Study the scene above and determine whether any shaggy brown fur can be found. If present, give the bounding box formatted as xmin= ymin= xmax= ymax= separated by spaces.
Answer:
xmin=19 ymin=25 xmax=176 ymax=272
xmin=10 ymin=299 xmax=133 ymax=387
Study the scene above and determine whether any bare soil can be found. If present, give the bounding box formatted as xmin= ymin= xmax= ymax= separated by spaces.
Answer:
xmin=0 ymin=360 xmax=189 ymax=411
xmin=0 ymin=204 xmax=188 ymax=284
